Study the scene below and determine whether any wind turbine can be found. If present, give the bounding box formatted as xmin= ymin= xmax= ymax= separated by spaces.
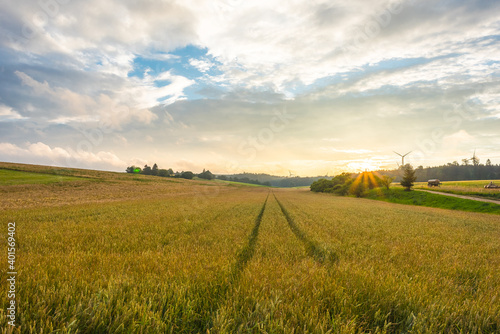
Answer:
xmin=471 ymin=149 xmax=479 ymax=166
xmin=394 ymin=151 xmax=412 ymax=167
xmin=288 ymin=170 xmax=294 ymax=177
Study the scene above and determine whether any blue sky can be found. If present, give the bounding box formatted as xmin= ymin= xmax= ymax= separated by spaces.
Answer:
xmin=0 ymin=0 xmax=499 ymax=175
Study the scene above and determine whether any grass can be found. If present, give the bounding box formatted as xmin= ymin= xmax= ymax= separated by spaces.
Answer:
xmin=0 ymin=169 xmax=83 ymax=185
xmin=1 ymin=162 xmax=500 ymax=332
xmin=365 ymin=188 xmax=500 ymax=215
xmin=275 ymin=191 xmax=500 ymax=332
xmin=414 ymin=180 xmax=500 ymax=200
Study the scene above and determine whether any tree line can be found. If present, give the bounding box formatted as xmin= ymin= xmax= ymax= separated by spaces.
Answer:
xmin=218 ymin=173 xmax=326 ymax=187
xmin=379 ymin=159 xmax=499 ymax=182
xmin=310 ymin=164 xmax=417 ymax=197
xmin=126 ymin=164 xmax=214 ymax=180
xmin=216 ymin=175 xmax=271 ymax=186
xmin=310 ymin=172 xmax=395 ymax=197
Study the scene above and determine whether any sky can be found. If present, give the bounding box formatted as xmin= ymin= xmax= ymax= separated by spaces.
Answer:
xmin=0 ymin=0 xmax=499 ymax=176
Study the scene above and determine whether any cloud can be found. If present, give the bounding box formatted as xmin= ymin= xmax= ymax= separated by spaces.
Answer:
xmin=0 ymin=141 xmax=127 ymax=171
xmin=0 ymin=0 xmax=499 ymax=174
xmin=442 ymin=130 xmax=476 ymax=149
xmin=183 ymin=0 xmax=500 ymax=94
xmin=12 ymin=70 xmax=196 ymax=128
xmin=145 ymin=70 xmax=195 ymax=106
xmin=0 ymin=0 xmax=197 ymax=57
xmin=2 ymin=0 xmax=499 ymax=96
xmin=15 ymin=70 xmax=96 ymax=116
xmin=0 ymin=104 xmax=27 ymax=120
xmin=189 ymin=58 xmax=214 ymax=73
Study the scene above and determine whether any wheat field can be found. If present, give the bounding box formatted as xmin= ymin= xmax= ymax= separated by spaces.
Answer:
xmin=1 ymin=165 xmax=500 ymax=333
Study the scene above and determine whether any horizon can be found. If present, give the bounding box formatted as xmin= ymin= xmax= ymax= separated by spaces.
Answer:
xmin=1 ymin=1 xmax=499 ymax=176
xmin=1 ymin=158 xmax=498 ymax=179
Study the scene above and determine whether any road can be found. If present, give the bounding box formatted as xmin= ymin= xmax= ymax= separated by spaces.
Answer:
xmin=416 ymin=189 xmax=500 ymax=204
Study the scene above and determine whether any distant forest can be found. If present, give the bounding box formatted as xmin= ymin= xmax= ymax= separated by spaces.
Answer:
xmin=126 ymin=164 xmax=215 ymax=180
xmin=220 ymin=160 xmax=500 ymax=187
xmin=125 ymin=166 xmax=324 ymax=187
xmin=378 ymin=159 xmax=500 ymax=182
xmin=216 ymin=173 xmax=326 ymax=187
xmin=126 ymin=159 xmax=499 ymax=188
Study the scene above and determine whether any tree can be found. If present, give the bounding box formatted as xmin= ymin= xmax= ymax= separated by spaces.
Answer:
xmin=350 ymin=181 xmax=366 ymax=198
xmin=486 ymin=159 xmax=492 ymax=166
xmin=310 ymin=173 xmax=354 ymax=196
xmin=142 ymin=165 xmax=152 ymax=175
xmin=180 ymin=171 xmax=194 ymax=179
xmin=152 ymin=163 xmax=159 ymax=176
xmin=379 ymin=175 xmax=395 ymax=190
xmin=462 ymin=158 xmax=470 ymax=166
xmin=310 ymin=179 xmax=333 ymax=192
xmin=198 ymin=169 xmax=214 ymax=180
xmin=126 ymin=166 xmax=142 ymax=173
xmin=400 ymin=164 xmax=417 ymax=191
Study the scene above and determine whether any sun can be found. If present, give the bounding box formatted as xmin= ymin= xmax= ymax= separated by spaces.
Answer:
xmin=347 ymin=160 xmax=380 ymax=173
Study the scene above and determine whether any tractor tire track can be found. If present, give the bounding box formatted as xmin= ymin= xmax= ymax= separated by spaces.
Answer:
xmin=273 ymin=193 xmax=338 ymax=264
xmin=229 ymin=193 xmax=269 ymax=283
xmin=202 ymin=193 xmax=269 ymax=332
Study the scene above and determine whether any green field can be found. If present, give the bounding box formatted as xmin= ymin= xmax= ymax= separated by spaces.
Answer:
xmin=1 ymin=165 xmax=500 ymax=333
xmin=0 ymin=169 xmax=83 ymax=185
xmin=365 ymin=188 xmax=500 ymax=215
xmin=414 ymin=180 xmax=500 ymax=200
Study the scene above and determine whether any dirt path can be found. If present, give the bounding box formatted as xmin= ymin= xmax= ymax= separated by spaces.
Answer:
xmin=416 ymin=189 xmax=500 ymax=204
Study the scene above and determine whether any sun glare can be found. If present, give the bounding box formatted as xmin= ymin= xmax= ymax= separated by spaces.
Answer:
xmin=347 ymin=161 xmax=380 ymax=173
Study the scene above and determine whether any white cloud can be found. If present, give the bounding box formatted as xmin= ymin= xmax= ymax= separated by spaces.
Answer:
xmin=180 ymin=0 xmax=500 ymax=95
xmin=1 ymin=0 xmax=197 ymax=56
xmin=443 ymin=130 xmax=476 ymax=147
xmin=49 ymin=115 xmax=100 ymax=124
xmin=113 ymin=134 xmax=128 ymax=146
xmin=0 ymin=105 xmax=27 ymax=120
xmin=142 ymin=70 xmax=195 ymax=107
xmin=0 ymin=141 xmax=127 ymax=171
xmin=28 ymin=142 xmax=71 ymax=159
xmin=189 ymin=58 xmax=214 ymax=73
xmin=13 ymin=70 xmax=194 ymax=127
